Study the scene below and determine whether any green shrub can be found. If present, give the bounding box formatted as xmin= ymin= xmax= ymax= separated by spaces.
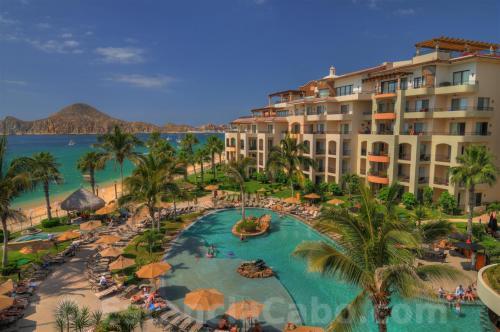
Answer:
xmin=253 ymin=172 xmax=268 ymax=183
xmin=402 ymin=192 xmax=417 ymax=210
xmin=237 ymin=219 xmax=258 ymax=233
xmin=422 ymin=186 xmax=434 ymax=207
xmin=41 ymin=218 xmax=62 ymax=228
xmin=329 ymin=183 xmax=343 ymax=196
xmin=487 ymin=202 xmax=500 ymax=213
xmin=273 ymin=170 xmax=288 ymax=184
xmin=0 ymin=263 xmax=18 ymax=276
xmin=302 ymin=179 xmax=314 ymax=194
xmin=377 ymin=187 xmax=390 ymax=202
xmin=438 ymin=191 xmax=458 ymax=215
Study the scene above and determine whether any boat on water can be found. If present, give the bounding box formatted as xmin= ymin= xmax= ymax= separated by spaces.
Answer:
xmin=68 ymin=139 xmax=76 ymax=146
xmin=166 ymin=137 xmax=171 ymax=141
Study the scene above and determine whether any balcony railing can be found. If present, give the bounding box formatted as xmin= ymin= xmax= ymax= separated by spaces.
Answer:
xmin=404 ymin=131 xmax=490 ymax=137
xmin=361 ymin=149 xmax=367 ymax=156
xmin=419 ymin=154 xmax=431 ymax=162
xmin=342 ymin=149 xmax=351 ymax=156
xmin=369 ymin=151 xmax=388 ymax=156
xmin=438 ymin=80 xmax=478 ymax=87
xmin=434 ymin=177 xmax=450 ymax=186
xmin=398 ymin=174 xmax=410 ymax=182
xmin=368 ymin=170 xmax=388 ymax=177
xmin=445 ymin=106 xmax=494 ymax=112
xmin=435 ymin=154 xmax=451 ymax=162
xmin=418 ymin=176 xmax=429 ymax=184
xmin=328 ymin=149 xmax=337 ymax=155
xmin=362 ymin=111 xmax=373 ymax=115
xmin=372 ymin=130 xmax=394 ymax=135
xmin=399 ymin=153 xmax=411 ymax=161
xmin=248 ymin=145 xmax=257 ymax=151
xmin=316 ymin=149 xmax=326 ymax=155
xmin=328 ymin=167 xmax=336 ymax=174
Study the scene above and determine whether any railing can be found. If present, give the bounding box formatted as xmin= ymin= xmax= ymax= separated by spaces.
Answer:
xmin=399 ymin=153 xmax=411 ymax=161
xmin=434 ymin=177 xmax=450 ymax=186
xmin=360 ymin=169 xmax=366 ymax=175
xmin=398 ymin=174 xmax=410 ymax=182
xmin=419 ymin=154 xmax=431 ymax=161
xmin=403 ymin=131 xmax=490 ymax=136
xmin=362 ymin=111 xmax=373 ymax=115
xmin=438 ymin=80 xmax=478 ymax=87
xmin=444 ymin=106 xmax=494 ymax=112
xmin=369 ymin=151 xmax=388 ymax=156
xmin=317 ymin=167 xmax=325 ymax=172
xmin=316 ymin=149 xmax=326 ymax=155
xmin=248 ymin=145 xmax=257 ymax=151
xmin=405 ymin=107 xmax=438 ymax=113
xmin=361 ymin=149 xmax=367 ymax=156
xmin=372 ymin=130 xmax=394 ymax=135
xmin=328 ymin=149 xmax=337 ymax=155
xmin=342 ymin=149 xmax=352 ymax=156
xmin=328 ymin=167 xmax=336 ymax=173
xmin=368 ymin=170 xmax=388 ymax=177
xmin=418 ymin=176 xmax=429 ymax=184
xmin=376 ymin=108 xmax=395 ymax=114
xmin=435 ymin=154 xmax=451 ymax=162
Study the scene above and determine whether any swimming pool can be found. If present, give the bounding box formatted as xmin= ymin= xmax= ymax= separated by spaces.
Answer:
xmin=12 ymin=232 xmax=50 ymax=242
xmin=161 ymin=208 xmax=485 ymax=331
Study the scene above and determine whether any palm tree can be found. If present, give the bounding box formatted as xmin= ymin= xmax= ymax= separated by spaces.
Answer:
xmin=294 ymin=184 xmax=461 ymax=332
xmin=180 ymin=133 xmax=199 ymax=180
xmin=224 ymin=157 xmax=255 ymax=221
xmin=450 ymin=145 xmax=498 ymax=237
xmin=267 ymin=135 xmax=315 ymax=197
xmin=54 ymin=299 xmax=102 ymax=332
xmin=120 ymin=153 xmax=181 ymax=230
xmin=146 ymin=131 xmax=175 ymax=159
xmin=206 ymin=135 xmax=224 ymax=180
xmin=0 ymin=135 xmax=30 ymax=268
xmin=94 ymin=126 xmax=143 ymax=197
xmin=101 ymin=305 xmax=147 ymax=332
xmin=77 ymin=151 xmax=106 ymax=195
xmin=341 ymin=173 xmax=360 ymax=200
xmin=195 ymin=147 xmax=210 ymax=185
xmin=14 ymin=152 xmax=62 ymax=220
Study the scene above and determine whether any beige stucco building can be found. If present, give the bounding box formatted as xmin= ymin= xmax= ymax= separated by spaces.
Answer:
xmin=225 ymin=37 xmax=500 ymax=206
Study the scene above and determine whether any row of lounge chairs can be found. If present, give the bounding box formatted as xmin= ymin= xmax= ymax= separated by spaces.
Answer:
xmin=153 ymin=305 xmax=204 ymax=332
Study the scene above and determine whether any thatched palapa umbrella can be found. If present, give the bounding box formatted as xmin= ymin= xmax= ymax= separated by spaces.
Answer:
xmin=80 ymin=220 xmax=102 ymax=231
xmin=60 ymin=188 xmax=105 ymax=212
xmin=109 ymin=256 xmax=135 ymax=271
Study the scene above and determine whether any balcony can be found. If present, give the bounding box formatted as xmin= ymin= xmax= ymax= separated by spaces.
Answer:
xmin=434 ymin=81 xmax=478 ymax=95
xmin=433 ymin=106 xmax=494 ymax=118
xmin=374 ymin=112 xmax=396 ymax=120
xmin=419 ymin=154 xmax=431 ymax=162
xmin=368 ymin=153 xmax=390 ymax=163
xmin=328 ymin=167 xmax=336 ymax=174
xmin=434 ymin=177 xmax=450 ymax=186
xmin=435 ymin=154 xmax=451 ymax=163
xmin=405 ymin=86 xmax=434 ymax=97
xmin=361 ymin=149 xmax=367 ymax=156
xmin=367 ymin=174 xmax=389 ymax=184
xmin=342 ymin=149 xmax=351 ymax=156
xmin=226 ymin=146 xmax=236 ymax=152
xmin=399 ymin=153 xmax=411 ymax=161
xmin=398 ymin=174 xmax=410 ymax=183
xmin=248 ymin=145 xmax=257 ymax=151
xmin=316 ymin=149 xmax=326 ymax=155
xmin=418 ymin=176 xmax=429 ymax=184
xmin=328 ymin=149 xmax=337 ymax=155
xmin=372 ymin=130 xmax=394 ymax=135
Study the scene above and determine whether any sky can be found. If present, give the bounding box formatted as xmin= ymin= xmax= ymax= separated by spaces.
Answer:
xmin=0 ymin=0 xmax=499 ymax=126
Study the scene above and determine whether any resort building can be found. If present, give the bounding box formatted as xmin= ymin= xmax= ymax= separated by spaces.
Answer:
xmin=225 ymin=37 xmax=500 ymax=206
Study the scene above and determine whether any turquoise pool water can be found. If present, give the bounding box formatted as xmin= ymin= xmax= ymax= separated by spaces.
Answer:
xmin=12 ymin=233 xmax=50 ymax=242
xmin=162 ymin=209 xmax=484 ymax=331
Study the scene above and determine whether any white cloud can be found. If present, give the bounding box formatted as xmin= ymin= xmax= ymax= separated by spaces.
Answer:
xmin=107 ymin=74 xmax=173 ymax=88
xmin=36 ymin=22 xmax=51 ymax=29
xmin=84 ymin=31 xmax=93 ymax=36
xmin=1 ymin=79 xmax=27 ymax=86
xmin=61 ymin=33 xmax=73 ymax=38
xmin=394 ymin=8 xmax=415 ymax=16
xmin=95 ymin=47 xmax=145 ymax=64
xmin=0 ymin=14 xmax=18 ymax=25
xmin=28 ymin=38 xmax=82 ymax=54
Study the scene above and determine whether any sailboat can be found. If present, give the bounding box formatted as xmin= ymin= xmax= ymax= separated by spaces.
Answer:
xmin=68 ymin=139 xmax=76 ymax=146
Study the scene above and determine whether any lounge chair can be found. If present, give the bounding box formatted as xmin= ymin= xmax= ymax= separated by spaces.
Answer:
xmin=189 ymin=322 xmax=204 ymax=332
xmin=120 ymin=285 xmax=139 ymax=299
xmin=95 ymin=285 xmax=120 ymax=299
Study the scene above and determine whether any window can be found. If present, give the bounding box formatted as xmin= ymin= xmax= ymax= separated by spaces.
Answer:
xmin=317 ymin=123 xmax=325 ymax=134
xmin=451 ymin=98 xmax=468 ymax=111
xmin=452 ymin=70 xmax=470 ymax=85
xmin=240 ymin=140 xmax=245 ymax=149
xmin=477 ymin=97 xmax=490 ymax=110
xmin=449 ymin=122 xmax=466 ymax=135
xmin=267 ymin=124 xmax=273 ymax=133
xmin=316 ymin=105 xmax=326 ymax=114
xmin=306 ymin=106 xmax=313 ymax=115
xmin=415 ymin=99 xmax=429 ymax=111
xmin=276 ymin=110 xmax=289 ymax=117
xmin=335 ymin=85 xmax=353 ymax=96
xmin=318 ymin=89 xmax=330 ymax=97
xmin=413 ymin=77 xmax=424 ymax=88
xmin=340 ymin=104 xmax=349 ymax=114
xmin=400 ymin=77 xmax=408 ymax=90
xmin=475 ymin=122 xmax=488 ymax=136
xmin=414 ymin=122 xmax=426 ymax=134
xmin=474 ymin=193 xmax=482 ymax=206
xmin=267 ymin=139 xmax=273 ymax=149
xmin=251 ymin=125 xmax=257 ymax=134
xmin=380 ymin=80 xmax=397 ymax=93
xmin=340 ymin=123 xmax=350 ymax=134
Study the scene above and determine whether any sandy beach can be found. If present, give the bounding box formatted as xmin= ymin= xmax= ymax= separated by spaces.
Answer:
xmin=9 ymin=157 xmax=223 ymax=232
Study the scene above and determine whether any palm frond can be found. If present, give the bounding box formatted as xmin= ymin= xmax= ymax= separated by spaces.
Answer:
xmin=327 ymin=291 xmax=368 ymax=332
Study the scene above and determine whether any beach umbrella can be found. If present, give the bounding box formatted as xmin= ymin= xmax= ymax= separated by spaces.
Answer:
xmin=184 ymin=288 xmax=224 ymax=311
xmin=204 ymin=184 xmax=219 ymax=191
xmin=100 ymin=247 xmax=123 ymax=258
xmin=283 ymin=197 xmax=300 ymax=204
xmin=327 ymin=198 xmax=344 ymax=206
xmin=80 ymin=220 xmax=102 ymax=231
xmin=0 ymin=280 xmax=14 ymax=295
xmin=95 ymin=202 xmax=117 ymax=215
xmin=135 ymin=262 xmax=172 ymax=279
xmin=60 ymin=188 xmax=106 ymax=212
xmin=0 ymin=295 xmax=14 ymax=311
xmin=57 ymin=230 xmax=81 ymax=242
xmin=109 ymin=256 xmax=135 ymax=271
xmin=96 ymin=235 xmax=121 ymax=244
xmin=303 ymin=193 xmax=321 ymax=200
xmin=226 ymin=300 xmax=264 ymax=319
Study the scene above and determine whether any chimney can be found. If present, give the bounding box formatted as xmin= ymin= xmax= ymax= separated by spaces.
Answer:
xmin=329 ymin=66 xmax=336 ymax=77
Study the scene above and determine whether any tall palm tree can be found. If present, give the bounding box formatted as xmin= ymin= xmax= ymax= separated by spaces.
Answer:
xmin=180 ymin=133 xmax=199 ymax=180
xmin=195 ymin=147 xmax=211 ymax=185
xmin=101 ymin=306 xmax=146 ymax=332
xmin=267 ymin=135 xmax=315 ymax=197
xmin=450 ymin=145 xmax=498 ymax=237
xmin=341 ymin=173 xmax=360 ymax=200
xmin=77 ymin=151 xmax=106 ymax=195
xmin=120 ymin=153 xmax=182 ymax=230
xmin=14 ymin=152 xmax=62 ymax=220
xmin=54 ymin=299 xmax=102 ymax=332
xmin=0 ymin=135 xmax=30 ymax=268
xmin=224 ymin=157 xmax=255 ymax=221
xmin=146 ymin=131 xmax=175 ymax=159
xmin=94 ymin=126 xmax=143 ymax=197
xmin=206 ymin=135 xmax=224 ymax=180
xmin=294 ymin=184 xmax=461 ymax=332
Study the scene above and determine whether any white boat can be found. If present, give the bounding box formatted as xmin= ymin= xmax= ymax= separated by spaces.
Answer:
xmin=176 ymin=138 xmax=182 ymax=144
xmin=166 ymin=137 xmax=171 ymax=141
xmin=68 ymin=139 xmax=76 ymax=146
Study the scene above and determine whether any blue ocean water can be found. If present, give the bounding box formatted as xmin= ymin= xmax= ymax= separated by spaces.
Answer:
xmin=5 ymin=133 xmax=223 ymax=207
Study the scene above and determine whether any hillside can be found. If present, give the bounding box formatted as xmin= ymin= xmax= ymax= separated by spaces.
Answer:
xmin=1 ymin=103 xmax=159 ymax=134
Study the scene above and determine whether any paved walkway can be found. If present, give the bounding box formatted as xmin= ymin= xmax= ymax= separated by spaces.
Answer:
xmin=7 ymin=246 xmax=130 ymax=332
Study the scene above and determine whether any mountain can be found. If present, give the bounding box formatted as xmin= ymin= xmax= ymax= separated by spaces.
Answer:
xmin=1 ymin=103 xmax=162 ymax=135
